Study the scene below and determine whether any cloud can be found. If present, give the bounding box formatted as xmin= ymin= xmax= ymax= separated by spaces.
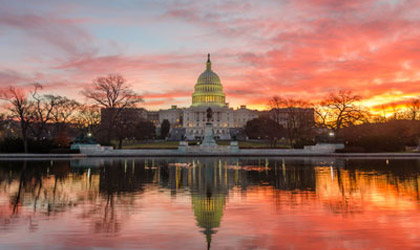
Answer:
xmin=142 ymin=89 xmax=191 ymax=99
xmin=0 ymin=70 xmax=30 ymax=85
xmin=0 ymin=11 xmax=94 ymax=56
xmin=54 ymin=53 xmax=197 ymax=73
xmin=1 ymin=0 xmax=419 ymax=109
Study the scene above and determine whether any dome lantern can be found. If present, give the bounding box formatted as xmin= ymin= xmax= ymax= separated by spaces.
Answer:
xmin=206 ymin=53 xmax=211 ymax=71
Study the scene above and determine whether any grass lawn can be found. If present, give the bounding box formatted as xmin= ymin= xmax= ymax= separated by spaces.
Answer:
xmin=234 ymin=141 xmax=289 ymax=148
xmin=122 ymin=141 xmax=180 ymax=149
xmin=121 ymin=140 xmax=290 ymax=149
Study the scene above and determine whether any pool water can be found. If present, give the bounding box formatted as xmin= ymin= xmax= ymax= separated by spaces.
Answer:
xmin=0 ymin=157 xmax=419 ymax=249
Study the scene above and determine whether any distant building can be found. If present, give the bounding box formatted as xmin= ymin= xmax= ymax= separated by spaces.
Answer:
xmin=267 ymin=107 xmax=315 ymax=128
xmin=147 ymin=111 xmax=160 ymax=127
xmin=158 ymin=54 xmax=258 ymax=140
xmin=100 ymin=54 xmax=314 ymax=140
xmin=159 ymin=105 xmax=184 ymax=128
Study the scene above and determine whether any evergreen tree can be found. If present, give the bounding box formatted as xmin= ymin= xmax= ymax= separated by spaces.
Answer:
xmin=161 ymin=119 xmax=170 ymax=139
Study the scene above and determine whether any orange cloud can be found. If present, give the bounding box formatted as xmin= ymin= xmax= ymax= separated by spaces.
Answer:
xmin=0 ymin=0 xmax=419 ymax=110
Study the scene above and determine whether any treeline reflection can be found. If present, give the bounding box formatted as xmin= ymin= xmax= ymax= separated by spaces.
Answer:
xmin=0 ymin=158 xmax=419 ymax=240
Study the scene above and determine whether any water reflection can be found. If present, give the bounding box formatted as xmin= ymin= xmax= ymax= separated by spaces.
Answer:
xmin=0 ymin=158 xmax=419 ymax=249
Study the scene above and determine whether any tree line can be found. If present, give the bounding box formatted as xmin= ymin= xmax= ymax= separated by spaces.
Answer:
xmin=2 ymin=74 xmax=420 ymax=153
xmin=0 ymin=74 xmax=155 ymax=153
xmin=245 ymin=90 xmax=420 ymax=151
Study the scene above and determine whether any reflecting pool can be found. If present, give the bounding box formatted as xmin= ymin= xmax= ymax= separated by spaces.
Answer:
xmin=0 ymin=157 xmax=419 ymax=249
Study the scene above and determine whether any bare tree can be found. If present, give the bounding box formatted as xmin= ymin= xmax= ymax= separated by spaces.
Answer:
xmin=407 ymin=98 xmax=420 ymax=120
xmin=268 ymin=96 xmax=283 ymax=124
xmin=318 ymin=90 xmax=368 ymax=134
xmin=0 ymin=87 xmax=33 ymax=152
xmin=29 ymin=84 xmax=60 ymax=141
xmin=46 ymin=96 xmax=80 ymax=145
xmin=81 ymin=75 xmax=143 ymax=144
xmin=81 ymin=75 xmax=142 ymax=109
xmin=0 ymin=114 xmax=7 ymax=138
xmin=268 ymin=96 xmax=315 ymax=146
xmin=390 ymin=103 xmax=402 ymax=120
xmin=50 ymin=96 xmax=80 ymax=124
xmin=74 ymin=104 xmax=101 ymax=135
xmin=314 ymin=103 xmax=329 ymax=127
xmin=376 ymin=105 xmax=388 ymax=123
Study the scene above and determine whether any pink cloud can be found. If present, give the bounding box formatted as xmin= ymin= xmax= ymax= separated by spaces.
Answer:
xmin=0 ymin=11 xmax=94 ymax=56
xmin=0 ymin=70 xmax=31 ymax=85
xmin=1 ymin=0 xmax=419 ymax=110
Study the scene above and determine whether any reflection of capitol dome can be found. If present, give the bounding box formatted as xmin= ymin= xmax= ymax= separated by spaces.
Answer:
xmin=192 ymin=192 xmax=225 ymax=250
xmin=191 ymin=54 xmax=226 ymax=107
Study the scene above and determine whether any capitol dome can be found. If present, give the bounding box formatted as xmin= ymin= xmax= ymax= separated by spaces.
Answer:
xmin=192 ymin=54 xmax=226 ymax=107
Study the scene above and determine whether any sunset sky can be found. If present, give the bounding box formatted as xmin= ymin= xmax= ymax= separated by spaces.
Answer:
xmin=0 ymin=0 xmax=419 ymax=110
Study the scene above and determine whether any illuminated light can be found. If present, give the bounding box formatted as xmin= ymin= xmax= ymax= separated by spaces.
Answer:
xmin=330 ymin=166 xmax=334 ymax=180
xmin=191 ymin=55 xmax=226 ymax=107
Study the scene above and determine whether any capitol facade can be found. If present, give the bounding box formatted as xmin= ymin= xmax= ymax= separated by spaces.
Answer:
xmin=155 ymin=54 xmax=259 ymax=140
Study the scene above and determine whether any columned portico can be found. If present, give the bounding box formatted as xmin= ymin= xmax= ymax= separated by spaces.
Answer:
xmin=184 ymin=106 xmax=233 ymax=140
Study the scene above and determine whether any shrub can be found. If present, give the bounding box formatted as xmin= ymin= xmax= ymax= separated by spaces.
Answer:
xmin=28 ymin=139 xmax=55 ymax=153
xmin=355 ymin=134 xmax=405 ymax=152
xmin=54 ymin=132 xmax=71 ymax=148
xmin=293 ymin=139 xmax=315 ymax=149
xmin=0 ymin=137 xmax=24 ymax=153
xmin=0 ymin=137 xmax=62 ymax=153
xmin=339 ymin=120 xmax=420 ymax=152
xmin=49 ymin=148 xmax=80 ymax=154
xmin=335 ymin=146 xmax=365 ymax=153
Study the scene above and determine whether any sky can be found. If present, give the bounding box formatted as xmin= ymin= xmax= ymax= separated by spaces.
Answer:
xmin=0 ymin=0 xmax=419 ymax=111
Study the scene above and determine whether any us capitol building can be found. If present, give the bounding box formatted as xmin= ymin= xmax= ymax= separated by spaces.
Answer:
xmin=152 ymin=54 xmax=259 ymax=140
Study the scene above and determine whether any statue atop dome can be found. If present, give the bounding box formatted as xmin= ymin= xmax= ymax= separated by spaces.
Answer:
xmin=206 ymin=53 xmax=211 ymax=70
